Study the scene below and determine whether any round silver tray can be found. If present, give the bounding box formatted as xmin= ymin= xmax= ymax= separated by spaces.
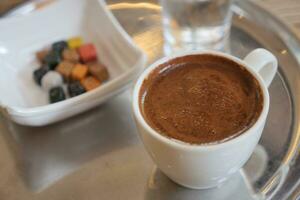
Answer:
xmin=0 ymin=0 xmax=299 ymax=199
xmin=109 ymin=1 xmax=300 ymax=199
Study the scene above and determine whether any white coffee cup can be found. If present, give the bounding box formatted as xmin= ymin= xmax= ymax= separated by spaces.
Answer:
xmin=132 ymin=49 xmax=277 ymax=189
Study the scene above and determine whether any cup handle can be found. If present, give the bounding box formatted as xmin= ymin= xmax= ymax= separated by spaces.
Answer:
xmin=243 ymin=48 xmax=278 ymax=87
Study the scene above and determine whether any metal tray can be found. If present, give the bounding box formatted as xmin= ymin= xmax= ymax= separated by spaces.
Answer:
xmin=0 ymin=0 xmax=299 ymax=199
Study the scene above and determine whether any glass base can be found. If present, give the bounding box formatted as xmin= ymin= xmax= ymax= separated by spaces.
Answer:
xmin=163 ymin=35 xmax=231 ymax=55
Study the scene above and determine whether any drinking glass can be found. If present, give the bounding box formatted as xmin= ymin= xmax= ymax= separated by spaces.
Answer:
xmin=160 ymin=0 xmax=233 ymax=54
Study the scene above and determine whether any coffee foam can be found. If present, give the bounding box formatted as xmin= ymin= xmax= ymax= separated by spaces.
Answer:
xmin=139 ymin=54 xmax=263 ymax=145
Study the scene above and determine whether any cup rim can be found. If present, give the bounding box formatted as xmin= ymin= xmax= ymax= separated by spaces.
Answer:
xmin=132 ymin=50 xmax=270 ymax=150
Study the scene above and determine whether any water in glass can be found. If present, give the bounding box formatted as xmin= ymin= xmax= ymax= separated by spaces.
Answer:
xmin=160 ymin=0 xmax=233 ymax=54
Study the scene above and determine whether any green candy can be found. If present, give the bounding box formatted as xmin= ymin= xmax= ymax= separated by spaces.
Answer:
xmin=33 ymin=65 xmax=49 ymax=85
xmin=44 ymin=51 xmax=61 ymax=70
xmin=52 ymin=41 xmax=68 ymax=54
xmin=49 ymin=87 xmax=65 ymax=103
xmin=68 ymin=82 xmax=86 ymax=97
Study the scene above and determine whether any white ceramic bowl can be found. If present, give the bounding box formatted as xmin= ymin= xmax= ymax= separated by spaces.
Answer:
xmin=0 ymin=0 xmax=147 ymax=126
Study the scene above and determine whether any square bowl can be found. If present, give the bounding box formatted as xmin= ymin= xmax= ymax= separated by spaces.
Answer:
xmin=0 ymin=0 xmax=147 ymax=126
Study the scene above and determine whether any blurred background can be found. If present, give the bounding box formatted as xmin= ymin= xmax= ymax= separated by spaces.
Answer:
xmin=1 ymin=0 xmax=299 ymax=34
xmin=0 ymin=0 xmax=23 ymax=14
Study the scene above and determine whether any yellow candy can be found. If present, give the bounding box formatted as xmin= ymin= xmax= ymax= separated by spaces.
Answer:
xmin=67 ymin=37 xmax=83 ymax=49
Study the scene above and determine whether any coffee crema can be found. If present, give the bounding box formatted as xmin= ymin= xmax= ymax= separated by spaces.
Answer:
xmin=139 ymin=54 xmax=263 ymax=144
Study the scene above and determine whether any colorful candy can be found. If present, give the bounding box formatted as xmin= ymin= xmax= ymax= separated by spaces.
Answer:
xmin=52 ymin=41 xmax=68 ymax=54
xmin=68 ymin=82 xmax=86 ymax=97
xmin=41 ymin=71 xmax=64 ymax=91
xmin=33 ymin=65 xmax=49 ymax=85
xmin=78 ymin=44 xmax=97 ymax=63
xmin=71 ymin=64 xmax=88 ymax=81
xmin=49 ymin=87 xmax=66 ymax=103
xmin=44 ymin=51 xmax=61 ymax=70
xmin=88 ymin=63 xmax=109 ymax=82
xmin=62 ymin=49 xmax=80 ymax=63
xmin=33 ymin=37 xmax=109 ymax=104
xmin=56 ymin=61 xmax=74 ymax=81
xmin=36 ymin=49 xmax=49 ymax=63
xmin=81 ymin=76 xmax=101 ymax=91
xmin=67 ymin=37 xmax=83 ymax=49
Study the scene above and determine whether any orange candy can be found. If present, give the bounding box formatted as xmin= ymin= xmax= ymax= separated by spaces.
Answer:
xmin=71 ymin=64 xmax=88 ymax=81
xmin=81 ymin=76 xmax=101 ymax=91
xmin=55 ymin=61 xmax=74 ymax=81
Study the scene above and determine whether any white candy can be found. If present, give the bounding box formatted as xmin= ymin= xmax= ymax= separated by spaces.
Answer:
xmin=41 ymin=71 xmax=63 ymax=91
